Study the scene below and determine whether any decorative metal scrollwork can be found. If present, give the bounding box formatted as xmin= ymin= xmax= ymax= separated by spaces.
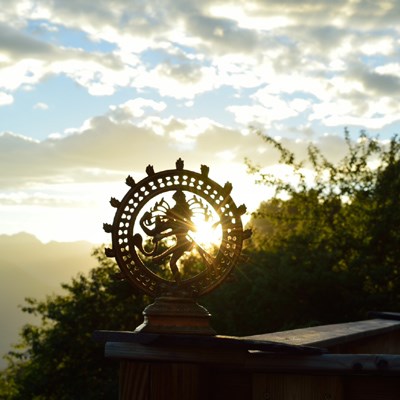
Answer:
xmin=104 ymin=159 xmax=251 ymax=298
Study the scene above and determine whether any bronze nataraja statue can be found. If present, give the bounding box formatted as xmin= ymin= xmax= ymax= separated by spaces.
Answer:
xmin=132 ymin=190 xmax=210 ymax=283
xmin=104 ymin=159 xmax=251 ymax=334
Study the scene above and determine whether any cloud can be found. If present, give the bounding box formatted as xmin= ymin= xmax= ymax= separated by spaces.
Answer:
xmin=5 ymin=0 xmax=400 ymax=244
xmin=352 ymin=64 xmax=400 ymax=96
xmin=108 ymin=98 xmax=166 ymax=122
xmin=227 ymin=87 xmax=314 ymax=130
xmin=1 ymin=1 xmax=400 ymax=137
xmin=0 ymin=191 xmax=85 ymax=207
xmin=185 ymin=14 xmax=259 ymax=55
xmin=0 ymin=22 xmax=55 ymax=59
xmin=0 ymin=20 xmax=130 ymax=94
xmin=33 ymin=102 xmax=49 ymax=110
xmin=134 ymin=63 xmax=219 ymax=99
xmin=1 ymin=0 xmax=400 ymax=117
xmin=0 ymin=110 xmax=279 ymax=191
xmin=0 ymin=44 xmax=128 ymax=95
xmin=0 ymin=92 xmax=13 ymax=106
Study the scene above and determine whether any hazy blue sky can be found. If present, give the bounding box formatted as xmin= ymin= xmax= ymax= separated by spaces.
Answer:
xmin=1 ymin=0 xmax=400 ymax=243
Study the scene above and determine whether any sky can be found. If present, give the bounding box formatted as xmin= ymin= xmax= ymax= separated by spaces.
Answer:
xmin=1 ymin=0 xmax=400 ymax=244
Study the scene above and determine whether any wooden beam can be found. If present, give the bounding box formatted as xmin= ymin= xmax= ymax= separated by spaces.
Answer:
xmin=243 ymin=318 xmax=400 ymax=349
xmin=105 ymin=340 xmax=400 ymax=373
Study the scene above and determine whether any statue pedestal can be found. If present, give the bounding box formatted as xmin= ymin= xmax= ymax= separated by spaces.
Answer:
xmin=134 ymin=297 xmax=216 ymax=335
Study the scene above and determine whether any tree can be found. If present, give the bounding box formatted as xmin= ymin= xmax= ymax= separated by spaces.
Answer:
xmin=224 ymin=129 xmax=400 ymax=332
xmin=201 ymin=131 xmax=400 ymax=336
xmin=2 ymin=130 xmax=400 ymax=396
xmin=0 ymin=241 xmax=212 ymax=399
xmin=0 ymin=247 xmax=150 ymax=400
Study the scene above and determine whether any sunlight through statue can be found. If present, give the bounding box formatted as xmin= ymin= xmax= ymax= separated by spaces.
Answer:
xmin=104 ymin=159 xmax=251 ymax=334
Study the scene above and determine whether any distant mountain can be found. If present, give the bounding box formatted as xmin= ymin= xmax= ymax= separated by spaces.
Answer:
xmin=0 ymin=233 xmax=97 ymax=369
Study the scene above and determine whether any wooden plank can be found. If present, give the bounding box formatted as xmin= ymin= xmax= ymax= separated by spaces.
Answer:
xmin=253 ymin=374 xmax=343 ymax=400
xmin=368 ymin=311 xmax=400 ymax=321
xmin=119 ymin=361 xmax=150 ymax=400
xmin=344 ymin=375 xmax=400 ymax=400
xmin=210 ymin=370 xmax=252 ymax=400
xmin=328 ymin=330 xmax=400 ymax=354
xmin=106 ymin=341 xmax=248 ymax=366
xmin=253 ymin=374 xmax=400 ymax=400
xmin=149 ymin=363 xmax=202 ymax=400
xmin=247 ymin=353 xmax=400 ymax=373
xmin=119 ymin=361 xmax=204 ymax=400
xmin=244 ymin=319 xmax=400 ymax=349
xmin=94 ymin=330 xmax=323 ymax=354
xmin=106 ymin=341 xmax=400 ymax=373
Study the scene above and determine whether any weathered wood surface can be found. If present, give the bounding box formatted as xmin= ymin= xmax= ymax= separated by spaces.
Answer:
xmin=244 ymin=318 xmax=400 ymax=350
xmin=248 ymin=353 xmax=400 ymax=373
xmin=95 ymin=320 xmax=400 ymax=372
xmin=117 ymin=360 xmax=400 ymax=400
xmin=97 ymin=316 xmax=400 ymax=400
xmin=253 ymin=374 xmax=344 ymax=400
xmin=119 ymin=361 xmax=204 ymax=400
xmin=369 ymin=311 xmax=400 ymax=321
xmin=106 ymin=340 xmax=400 ymax=373
xmin=106 ymin=340 xmax=247 ymax=366
xmin=253 ymin=374 xmax=400 ymax=400
xmin=94 ymin=330 xmax=323 ymax=354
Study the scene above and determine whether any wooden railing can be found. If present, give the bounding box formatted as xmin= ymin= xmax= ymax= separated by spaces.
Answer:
xmin=95 ymin=312 xmax=400 ymax=400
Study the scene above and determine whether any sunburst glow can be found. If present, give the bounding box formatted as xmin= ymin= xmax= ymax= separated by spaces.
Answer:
xmin=190 ymin=213 xmax=222 ymax=253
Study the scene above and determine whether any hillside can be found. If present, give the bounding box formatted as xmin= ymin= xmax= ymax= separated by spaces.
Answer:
xmin=0 ymin=233 xmax=96 ymax=369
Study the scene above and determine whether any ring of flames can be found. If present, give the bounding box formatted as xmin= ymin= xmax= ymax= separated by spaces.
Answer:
xmin=104 ymin=159 xmax=251 ymax=298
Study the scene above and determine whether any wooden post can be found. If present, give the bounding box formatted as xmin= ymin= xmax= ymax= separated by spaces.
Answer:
xmin=253 ymin=374 xmax=343 ymax=400
xmin=119 ymin=361 xmax=203 ymax=400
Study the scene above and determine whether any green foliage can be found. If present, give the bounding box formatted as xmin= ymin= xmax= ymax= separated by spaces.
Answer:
xmin=0 ymin=247 xmax=150 ymax=400
xmin=204 ymin=130 xmax=400 ymax=335
xmin=2 ymin=130 xmax=400 ymax=396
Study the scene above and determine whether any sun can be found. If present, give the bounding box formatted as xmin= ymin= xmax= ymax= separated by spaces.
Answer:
xmin=190 ymin=213 xmax=222 ymax=253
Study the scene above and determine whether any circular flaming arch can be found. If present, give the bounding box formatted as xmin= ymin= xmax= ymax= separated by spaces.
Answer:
xmin=104 ymin=159 xmax=251 ymax=298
